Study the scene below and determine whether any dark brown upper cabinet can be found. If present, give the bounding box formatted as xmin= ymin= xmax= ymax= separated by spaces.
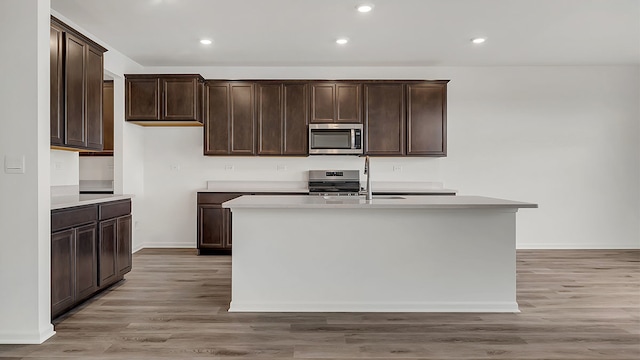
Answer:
xmin=125 ymin=74 xmax=205 ymax=126
xmin=256 ymin=82 xmax=308 ymax=156
xmin=310 ymin=82 xmax=362 ymax=124
xmin=85 ymin=47 xmax=104 ymax=150
xmin=50 ymin=24 xmax=64 ymax=146
xmin=364 ymin=83 xmax=406 ymax=156
xmin=51 ymin=16 xmax=107 ymax=152
xmin=199 ymin=79 xmax=447 ymax=157
xmin=102 ymin=81 xmax=114 ymax=152
xmin=406 ymin=82 xmax=448 ymax=156
xmin=80 ymin=81 xmax=114 ymax=157
xmin=204 ymin=81 xmax=256 ymax=155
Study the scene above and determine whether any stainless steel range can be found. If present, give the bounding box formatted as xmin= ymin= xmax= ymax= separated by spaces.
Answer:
xmin=308 ymin=170 xmax=361 ymax=196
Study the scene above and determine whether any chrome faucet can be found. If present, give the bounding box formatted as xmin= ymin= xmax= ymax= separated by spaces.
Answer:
xmin=364 ymin=155 xmax=372 ymax=200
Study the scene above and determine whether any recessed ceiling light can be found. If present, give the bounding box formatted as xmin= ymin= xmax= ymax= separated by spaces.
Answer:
xmin=471 ymin=37 xmax=486 ymax=44
xmin=200 ymin=39 xmax=212 ymax=45
xmin=336 ymin=38 xmax=349 ymax=45
xmin=356 ymin=4 xmax=374 ymax=12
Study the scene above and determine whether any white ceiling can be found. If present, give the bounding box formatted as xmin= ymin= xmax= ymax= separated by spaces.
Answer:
xmin=51 ymin=0 xmax=640 ymax=67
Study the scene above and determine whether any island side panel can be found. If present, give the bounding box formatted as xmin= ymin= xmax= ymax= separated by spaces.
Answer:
xmin=230 ymin=207 xmax=518 ymax=312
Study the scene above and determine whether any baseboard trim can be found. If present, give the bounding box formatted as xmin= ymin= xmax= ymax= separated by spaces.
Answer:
xmin=133 ymin=243 xmax=640 ymax=253
xmin=0 ymin=325 xmax=55 ymax=344
xmin=229 ymin=301 xmax=520 ymax=313
xmin=518 ymin=243 xmax=640 ymax=249
xmin=133 ymin=243 xmax=196 ymax=253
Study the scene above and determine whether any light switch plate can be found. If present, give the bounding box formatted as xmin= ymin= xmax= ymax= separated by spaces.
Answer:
xmin=4 ymin=155 xmax=25 ymax=174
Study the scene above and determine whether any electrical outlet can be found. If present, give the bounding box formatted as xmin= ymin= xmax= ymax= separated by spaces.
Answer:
xmin=277 ymin=164 xmax=287 ymax=171
xmin=170 ymin=164 xmax=181 ymax=171
xmin=393 ymin=165 xmax=403 ymax=172
xmin=224 ymin=164 xmax=234 ymax=171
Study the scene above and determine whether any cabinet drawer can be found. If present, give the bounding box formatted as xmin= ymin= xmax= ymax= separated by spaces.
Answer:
xmin=52 ymin=205 xmax=97 ymax=232
xmin=99 ymin=200 xmax=131 ymax=220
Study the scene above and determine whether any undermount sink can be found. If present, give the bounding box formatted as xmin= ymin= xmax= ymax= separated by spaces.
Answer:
xmin=320 ymin=195 xmax=406 ymax=200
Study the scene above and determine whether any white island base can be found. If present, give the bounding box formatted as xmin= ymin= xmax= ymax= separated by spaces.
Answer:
xmin=224 ymin=196 xmax=536 ymax=313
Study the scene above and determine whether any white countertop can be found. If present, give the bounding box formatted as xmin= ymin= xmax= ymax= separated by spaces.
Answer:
xmin=222 ymin=195 xmax=537 ymax=210
xmin=204 ymin=181 xmax=308 ymax=193
xmin=51 ymin=194 xmax=133 ymax=210
xmin=203 ymin=180 xmax=456 ymax=194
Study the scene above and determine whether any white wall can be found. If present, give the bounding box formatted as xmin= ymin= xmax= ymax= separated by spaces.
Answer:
xmin=137 ymin=65 xmax=640 ymax=250
xmin=0 ymin=0 xmax=54 ymax=344
xmin=50 ymin=150 xmax=78 ymax=186
xmin=79 ymin=157 xmax=113 ymax=181
xmin=441 ymin=66 xmax=639 ymax=249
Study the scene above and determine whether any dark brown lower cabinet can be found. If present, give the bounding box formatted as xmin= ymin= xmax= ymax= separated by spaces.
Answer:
xmin=116 ymin=215 xmax=133 ymax=276
xmin=197 ymin=192 xmax=307 ymax=255
xmin=98 ymin=213 xmax=132 ymax=288
xmin=51 ymin=222 xmax=97 ymax=318
xmin=74 ymin=224 xmax=98 ymax=301
xmin=197 ymin=193 xmax=241 ymax=254
xmin=51 ymin=199 xmax=132 ymax=319
xmin=98 ymin=219 xmax=118 ymax=287
xmin=51 ymin=228 xmax=75 ymax=317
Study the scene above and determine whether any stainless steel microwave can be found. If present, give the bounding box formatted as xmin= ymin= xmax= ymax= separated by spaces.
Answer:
xmin=308 ymin=124 xmax=363 ymax=155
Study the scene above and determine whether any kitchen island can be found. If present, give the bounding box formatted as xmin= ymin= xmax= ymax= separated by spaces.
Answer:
xmin=223 ymin=195 xmax=536 ymax=313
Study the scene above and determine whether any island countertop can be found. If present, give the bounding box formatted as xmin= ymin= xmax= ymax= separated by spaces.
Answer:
xmin=202 ymin=180 xmax=457 ymax=195
xmin=222 ymin=195 xmax=537 ymax=210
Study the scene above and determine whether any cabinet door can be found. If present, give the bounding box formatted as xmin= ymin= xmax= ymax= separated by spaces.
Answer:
xmin=230 ymin=83 xmax=256 ymax=154
xmin=126 ymin=78 xmax=160 ymax=120
xmin=117 ymin=215 xmax=132 ymax=276
xmin=310 ymin=83 xmax=335 ymax=123
xmin=406 ymin=83 xmax=447 ymax=156
xmin=283 ymin=83 xmax=308 ymax=155
xmin=198 ymin=205 xmax=226 ymax=249
xmin=64 ymin=33 xmax=87 ymax=148
xmin=162 ymin=77 xmax=199 ymax=120
xmin=98 ymin=219 xmax=117 ymax=288
xmin=336 ymin=83 xmax=362 ymax=123
xmin=102 ymin=81 xmax=114 ymax=152
xmin=75 ymin=223 xmax=97 ymax=302
xmin=50 ymin=25 xmax=64 ymax=146
xmin=85 ymin=46 xmax=104 ymax=151
xmin=257 ymin=84 xmax=283 ymax=155
xmin=364 ymin=84 xmax=405 ymax=155
xmin=51 ymin=229 xmax=75 ymax=318
xmin=204 ymin=82 xmax=230 ymax=155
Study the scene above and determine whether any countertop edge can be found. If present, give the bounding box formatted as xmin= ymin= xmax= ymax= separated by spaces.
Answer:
xmin=51 ymin=194 xmax=134 ymax=210
xmin=197 ymin=189 xmax=458 ymax=194
xmin=222 ymin=195 xmax=537 ymax=210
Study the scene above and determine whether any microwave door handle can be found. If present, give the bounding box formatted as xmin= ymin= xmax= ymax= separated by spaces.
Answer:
xmin=351 ymin=129 xmax=356 ymax=149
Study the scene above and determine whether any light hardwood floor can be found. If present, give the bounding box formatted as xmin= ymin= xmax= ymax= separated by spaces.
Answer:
xmin=1 ymin=249 xmax=638 ymax=359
